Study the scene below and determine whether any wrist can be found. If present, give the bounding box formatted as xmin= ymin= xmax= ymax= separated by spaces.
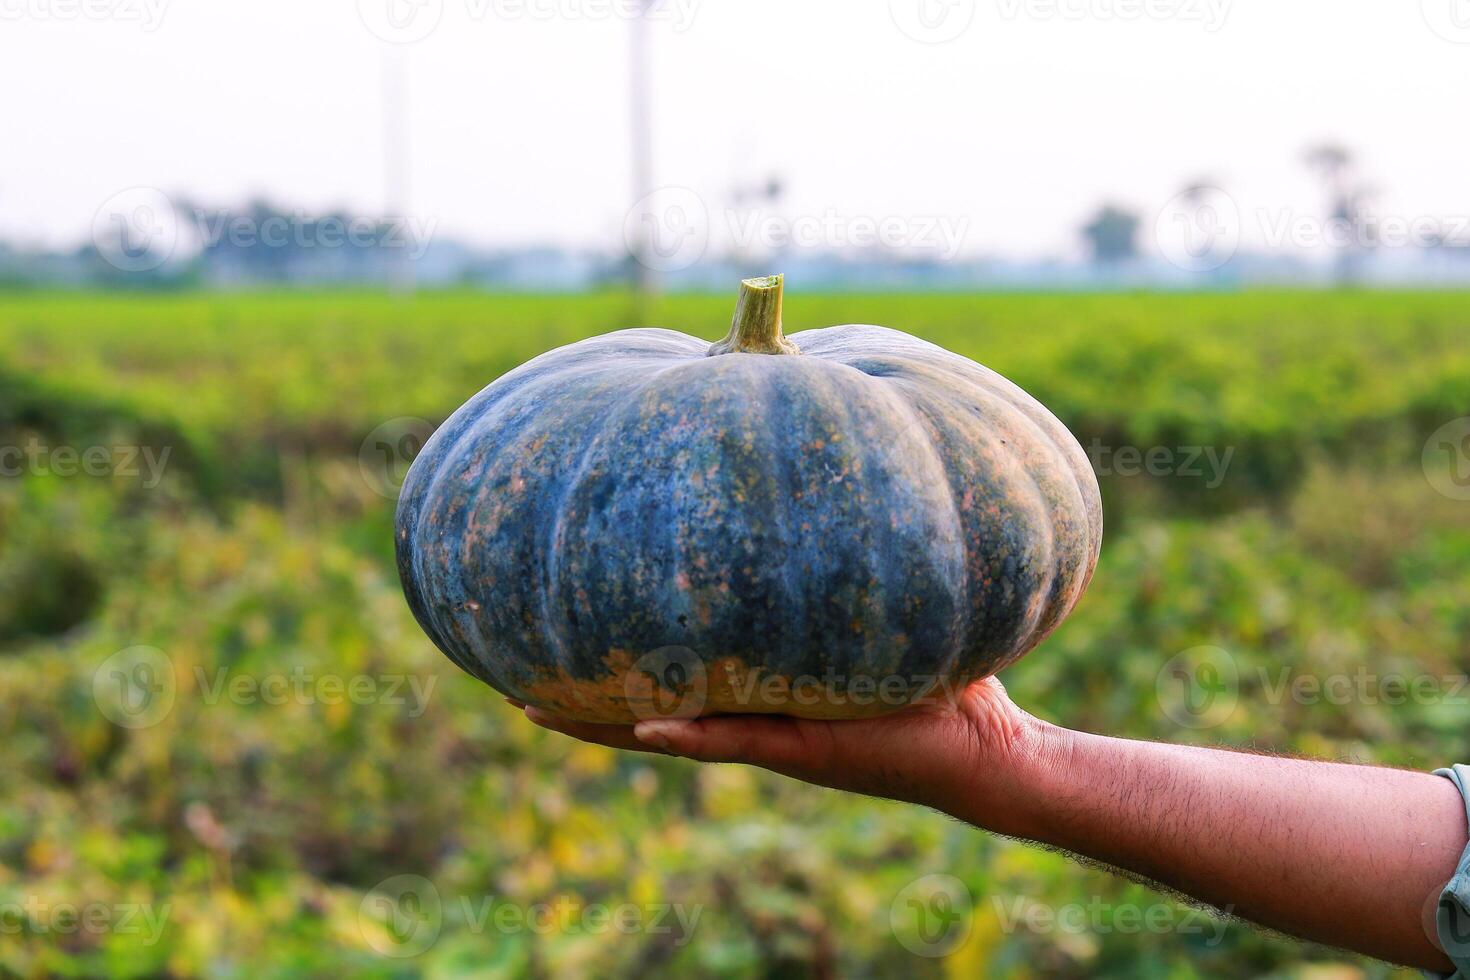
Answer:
xmin=940 ymin=714 xmax=1079 ymax=840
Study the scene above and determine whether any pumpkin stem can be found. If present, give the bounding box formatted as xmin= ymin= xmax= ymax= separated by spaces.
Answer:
xmin=708 ymin=274 xmax=801 ymax=356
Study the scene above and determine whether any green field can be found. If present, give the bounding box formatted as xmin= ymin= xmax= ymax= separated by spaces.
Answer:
xmin=1 ymin=289 xmax=1468 ymax=977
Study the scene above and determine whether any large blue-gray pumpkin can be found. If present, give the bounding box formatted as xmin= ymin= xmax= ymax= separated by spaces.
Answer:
xmin=395 ymin=276 xmax=1101 ymax=721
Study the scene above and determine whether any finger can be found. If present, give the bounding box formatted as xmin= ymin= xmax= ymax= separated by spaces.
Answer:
xmin=633 ymin=714 xmax=839 ymax=774
xmin=523 ymin=706 xmax=668 ymax=755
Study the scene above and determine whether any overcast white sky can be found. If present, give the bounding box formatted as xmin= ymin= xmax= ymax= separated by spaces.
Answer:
xmin=3 ymin=0 xmax=1468 ymax=261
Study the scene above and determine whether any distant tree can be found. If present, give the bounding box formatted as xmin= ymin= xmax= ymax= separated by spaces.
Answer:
xmin=1081 ymin=204 xmax=1140 ymax=264
xmin=1304 ymin=142 xmax=1375 ymax=284
xmin=730 ymin=174 xmax=783 ymax=209
xmin=1305 ymin=143 xmax=1351 ymax=190
xmin=178 ymin=198 xmax=400 ymax=286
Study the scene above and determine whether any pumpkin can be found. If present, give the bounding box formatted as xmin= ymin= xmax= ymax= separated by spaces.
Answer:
xmin=395 ymin=276 xmax=1102 ymax=722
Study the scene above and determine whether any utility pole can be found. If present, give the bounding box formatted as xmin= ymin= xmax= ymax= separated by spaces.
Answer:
xmin=382 ymin=45 xmax=415 ymax=296
xmin=629 ymin=0 xmax=655 ymax=311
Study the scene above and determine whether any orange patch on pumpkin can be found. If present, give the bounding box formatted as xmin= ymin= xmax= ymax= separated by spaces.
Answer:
xmin=515 ymin=649 xmax=948 ymax=723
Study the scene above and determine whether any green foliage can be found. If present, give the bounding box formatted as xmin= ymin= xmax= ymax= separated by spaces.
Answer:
xmin=0 ymin=288 xmax=1462 ymax=978
xmin=1 ymin=289 xmax=1466 ymax=502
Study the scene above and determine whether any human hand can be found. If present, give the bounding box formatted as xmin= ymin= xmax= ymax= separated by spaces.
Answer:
xmin=518 ymin=677 xmax=1064 ymax=833
xmin=526 ymin=673 xmax=1470 ymax=973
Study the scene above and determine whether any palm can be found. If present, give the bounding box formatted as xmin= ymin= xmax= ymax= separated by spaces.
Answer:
xmin=520 ymin=676 xmax=1034 ymax=812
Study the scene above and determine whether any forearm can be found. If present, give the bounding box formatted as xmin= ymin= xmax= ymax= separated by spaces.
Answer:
xmin=954 ymin=724 xmax=1468 ymax=971
xmin=528 ymin=682 xmax=1469 ymax=968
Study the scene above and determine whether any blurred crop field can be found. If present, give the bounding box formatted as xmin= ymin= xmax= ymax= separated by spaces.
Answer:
xmin=1 ymin=288 xmax=1469 ymax=977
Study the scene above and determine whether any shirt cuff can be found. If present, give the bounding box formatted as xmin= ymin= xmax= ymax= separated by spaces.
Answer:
xmin=1428 ymin=765 xmax=1470 ymax=979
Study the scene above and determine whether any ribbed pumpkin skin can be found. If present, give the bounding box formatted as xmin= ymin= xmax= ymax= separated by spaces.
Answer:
xmin=395 ymin=324 xmax=1102 ymax=722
